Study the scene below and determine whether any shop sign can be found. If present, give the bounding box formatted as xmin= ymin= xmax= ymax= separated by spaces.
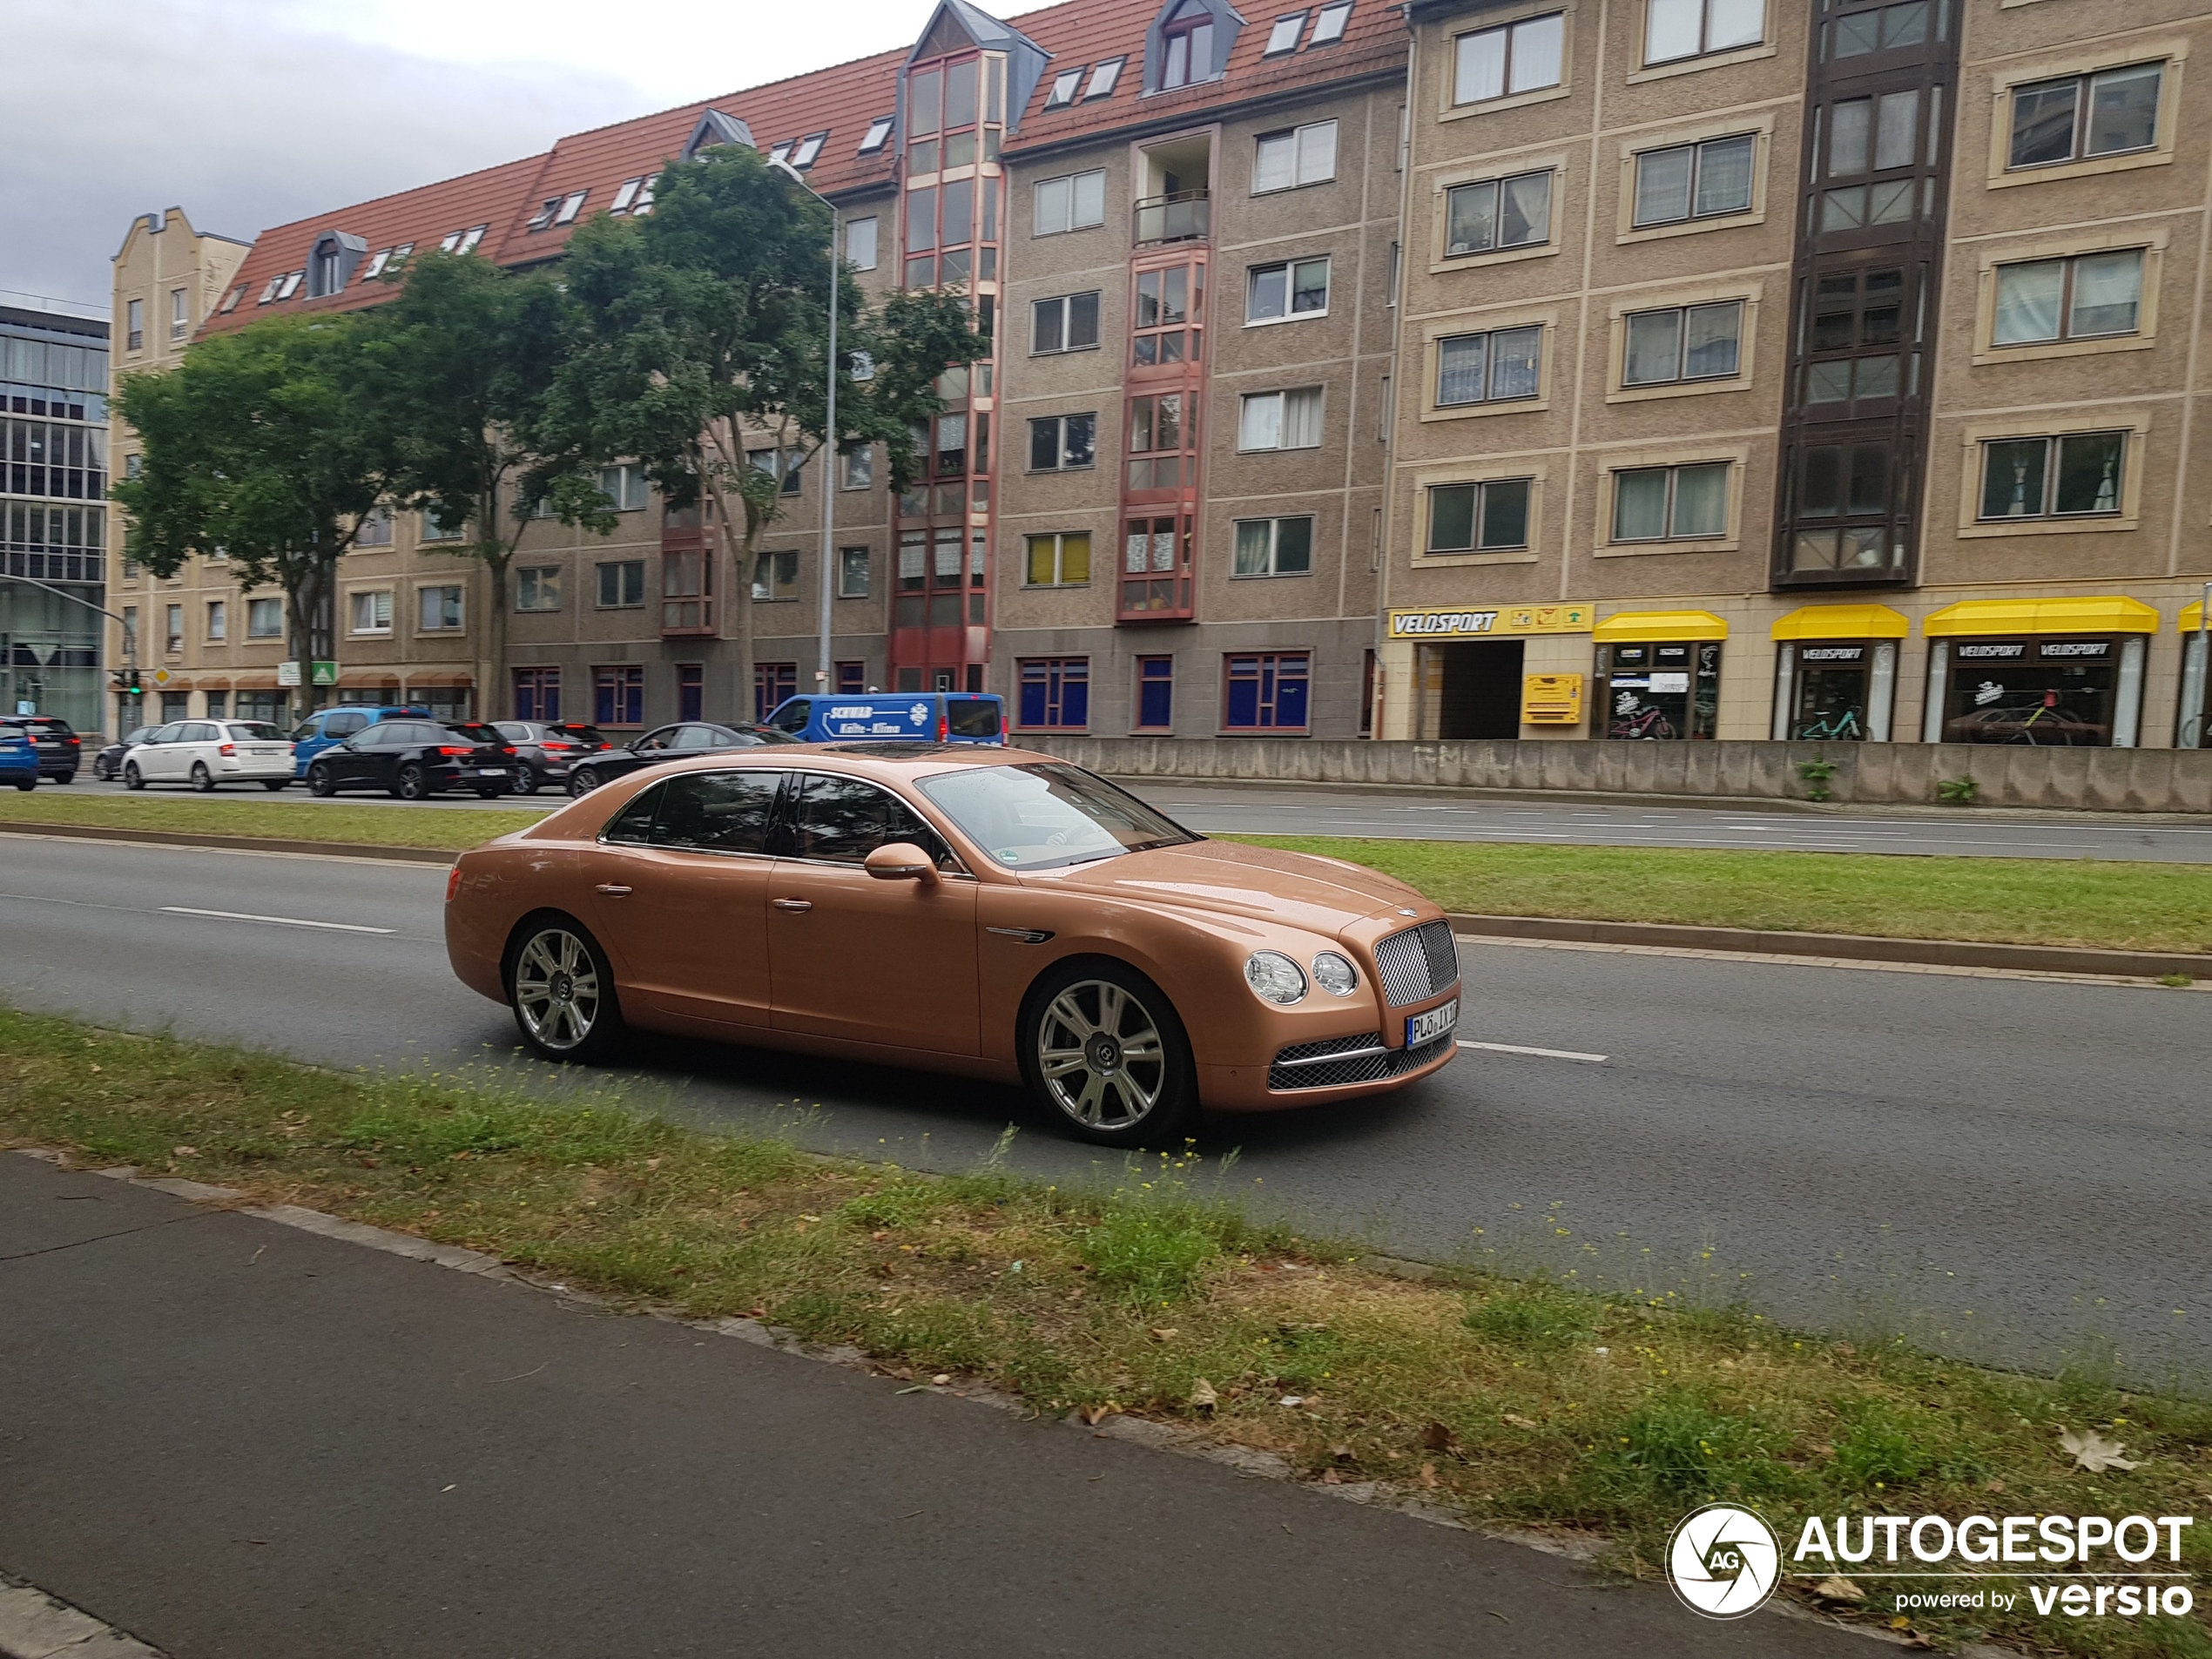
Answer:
xmin=1521 ymin=673 xmax=1584 ymax=725
xmin=2041 ymin=640 xmax=2111 ymax=659
xmin=1799 ymin=644 xmax=1865 ymax=664
xmin=1388 ymin=603 xmax=1595 ymax=638
xmin=276 ymin=660 xmax=303 ymax=687
xmin=1955 ymin=642 xmax=2028 ymax=661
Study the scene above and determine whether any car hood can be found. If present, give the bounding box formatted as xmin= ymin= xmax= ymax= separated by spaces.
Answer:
xmin=1022 ymin=840 xmax=1431 ymax=935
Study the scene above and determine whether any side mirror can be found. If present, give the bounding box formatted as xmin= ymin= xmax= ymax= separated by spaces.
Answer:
xmin=864 ymin=842 xmax=937 ymax=882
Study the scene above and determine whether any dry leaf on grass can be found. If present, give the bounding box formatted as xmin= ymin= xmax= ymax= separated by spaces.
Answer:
xmin=2060 ymin=1427 xmax=2140 ymax=1473
xmin=1420 ymin=1420 xmax=1458 ymax=1453
xmin=1076 ymin=1404 xmax=1113 ymax=1426
xmin=1188 ymin=1378 xmax=1218 ymax=1412
xmin=1813 ymin=1577 xmax=1866 ymax=1603
xmin=1502 ymin=1413 xmax=1539 ymax=1430
xmin=1150 ymin=1327 xmax=1178 ymax=1342
xmin=1416 ymin=1462 xmax=1440 ymax=1489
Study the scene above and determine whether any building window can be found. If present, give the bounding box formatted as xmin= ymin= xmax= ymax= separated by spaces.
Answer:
xmin=1034 ymin=170 xmax=1106 ymax=236
xmin=513 ymin=667 xmax=561 ymax=722
xmin=1232 ymin=516 xmax=1313 ymax=577
xmin=846 ymin=216 xmax=879 ymax=271
xmin=1623 ymin=300 xmax=1743 ymax=385
xmin=1238 ymin=388 xmax=1324 ymax=450
xmin=1632 ymin=135 xmax=1756 ymax=228
xmin=125 ymin=299 xmax=144 ymax=352
xmin=247 ymin=597 xmax=283 ymax=638
xmin=349 ymin=590 xmax=394 ymax=635
xmin=169 ymin=288 xmax=189 ymax=341
xmin=753 ymin=662 xmax=798 ymax=722
xmin=2008 ymin=64 xmax=2161 ymax=171
xmin=1253 ymin=121 xmax=1338 ymax=192
xmin=1802 ymin=265 xmax=1905 ymax=411
xmin=1426 ymin=479 xmax=1531 ymax=552
xmin=596 ymin=560 xmax=645 ymax=608
xmin=515 ymin=566 xmax=562 ymax=611
xmin=752 ymin=548 xmax=800 ymax=601
xmin=1612 ymin=462 xmax=1730 ymax=541
xmin=835 ymin=662 xmax=867 ymax=693
xmin=421 ymin=507 xmax=466 ymax=543
xmin=1264 ymin=11 xmax=1305 ymax=53
xmin=1133 ymin=264 xmax=1199 ymax=365
xmin=205 ymin=599 xmax=226 ymax=642
xmin=1088 ymin=57 xmax=1126 ymax=97
xmin=1224 ymin=652 xmax=1310 ymax=731
xmin=418 ymin=586 xmax=464 ymax=631
xmin=1032 ymin=291 xmax=1102 ymax=354
xmin=838 ymin=546 xmax=871 ymax=597
xmin=1310 ymin=1 xmax=1351 ymax=44
xmin=1789 ymin=441 xmax=1898 ymax=574
xmin=164 ymin=604 xmax=183 ymax=654
xmin=1018 ymin=658 xmax=1089 ymax=729
xmin=1602 ymin=641 xmax=1721 ymax=739
xmin=1437 ymin=326 xmax=1542 ymax=407
xmin=1445 ymin=171 xmax=1552 ymax=258
xmin=1046 ymin=66 xmax=1083 ymax=107
xmin=1644 ymin=0 xmax=1764 ymax=66
xmin=1024 ymin=531 xmax=1092 ymax=586
xmin=1453 ymin=11 xmax=1564 ymax=104
xmin=1157 ymin=0 xmax=1221 ymax=91
xmin=1978 ymin=432 xmax=2126 ymax=520
xmin=594 ymin=664 xmax=644 ymax=726
xmin=1246 ymin=256 xmax=1330 ymax=322
xmin=859 ymin=116 xmax=894 ymax=154
xmin=677 ymin=663 xmax=704 ymax=722
xmin=1028 ymin=413 xmax=1097 ymax=471
xmin=355 ymin=505 xmax=393 ymax=546
xmin=1136 ymin=657 xmax=1174 ymax=729
xmin=662 ymin=547 xmax=711 ymax=631
xmin=1993 ymin=251 xmax=2143 ymax=347
xmin=598 ymin=464 xmax=650 ymax=511
xmin=839 ymin=444 xmax=874 ymax=490
xmin=749 ymin=448 xmax=804 ymax=496
xmin=1127 ymin=393 xmax=1197 ymax=489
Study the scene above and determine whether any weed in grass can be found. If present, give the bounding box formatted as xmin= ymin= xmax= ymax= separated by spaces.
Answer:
xmin=1077 ymin=1208 xmax=1221 ymax=1302
xmin=1583 ymin=1388 xmax=1798 ymax=1509
xmin=1465 ymin=1283 xmax=1595 ymax=1349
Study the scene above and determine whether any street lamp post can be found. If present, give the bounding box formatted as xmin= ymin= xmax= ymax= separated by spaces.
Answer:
xmin=769 ymin=156 xmax=840 ymax=698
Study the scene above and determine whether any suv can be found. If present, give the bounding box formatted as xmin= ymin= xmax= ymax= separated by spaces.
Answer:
xmin=304 ymin=720 xmax=518 ymax=799
xmin=564 ymin=721 xmax=799 ymax=795
xmin=0 ymin=716 xmax=82 ymax=782
xmin=490 ymin=722 xmax=613 ymax=795
xmin=764 ymin=693 xmax=1005 ymax=745
xmin=288 ymin=705 xmax=431 ymax=778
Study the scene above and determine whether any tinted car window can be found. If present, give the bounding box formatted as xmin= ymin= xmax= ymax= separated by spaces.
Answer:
xmin=184 ymin=722 xmax=220 ymax=742
xmin=604 ymin=782 xmax=662 ymax=844
xmin=920 ymin=763 xmax=1197 ymax=872
xmin=366 ymin=723 xmax=418 ymax=746
xmin=328 ymin=712 xmax=370 ymax=737
xmin=634 ymin=726 xmax=679 ymax=752
xmin=768 ymin=701 xmax=811 ymax=732
xmin=790 ymin=773 xmax=955 ymax=869
xmin=947 ymin=698 xmax=1001 ymax=738
xmin=122 ymin=727 xmax=153 ymax=745
xmin=651 ymin=770 xmax=784 ymax=854
xmin=146 ymin=724 xmax=182 ymax=743
xmin=670 ymin=725 xmax=722 ymax=752
xmin=445 ymin=724 xmax=502 ymax=745
xmin=225 ymin=722 xmax=284 ymax=742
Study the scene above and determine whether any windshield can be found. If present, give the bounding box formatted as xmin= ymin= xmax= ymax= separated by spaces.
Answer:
xmin=918 ymin=763 xmax=1198 ymax=872
xmin=225 ymin=723 xmax=284 ymax=741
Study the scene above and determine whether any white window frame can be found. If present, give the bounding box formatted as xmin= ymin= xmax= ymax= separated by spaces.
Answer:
xmin=845 ymin=216 xmax=879 ymax=271
xmin=349 ymin=589 xmax=394 ymax=636
xmin=837 ymin=546 xmax=872 ymax=597
xmin=1264 ymin=11 xmax=1307 ymax=54
xmin=1023 ymin=531 xmax=1094 ymax=588
xmin=598 ymin=464 xmax=649 ymax=512
xmin=1642 ymin=0 xmax=1765 ymax=69
xmin=1309 ymin=2 xmax=1352 ymax=45
xmin=840 ymin=444 xmax=875 ymax=490
xmin=1031 ymin=291 xmax=1103 ymax=354
xmin=1453 ymin=11 xmax=1566 ymax=105
xmin=1620 ymin=299 xmax=1745 ymax=387
xmin=246 ymin=597 xmax=284 ymax=638
xmin=515 ymin=566 xmax=563 ymax=612
xmin=1237 ymin=387 xmax=1325 ymax=451
xmin=1245 ymin=256 xmax=1332 ymax=325
xmin=1253 ymin=121 xmax=1338 ymax=194
xmin=416 ymin=585 xmax=465 ymax=632
xmin=205 ymin=599 xmax=226 ymax=642
xmin=1033 ymin=170 xmax=1107 ymax=236
xmin=1231 ymin=516 xmax=1316 ymax=578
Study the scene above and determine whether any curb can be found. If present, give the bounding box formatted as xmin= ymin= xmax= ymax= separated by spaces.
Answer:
xmin=0 ymin=820 xmax=457 ymax=866
xmin=0 ymin=1575 xmax=165 ymax=1659
xmin=1447 ymin=913 xmax=2212 ymax=980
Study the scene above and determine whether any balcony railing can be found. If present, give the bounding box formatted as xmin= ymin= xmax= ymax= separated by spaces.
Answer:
xmin=1134 ymin=190 xmax=1210 ymax=246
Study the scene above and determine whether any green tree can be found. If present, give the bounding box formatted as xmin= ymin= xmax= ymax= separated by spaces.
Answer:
xmin=554 ymin=143 xmax=981 ymax=704
xmin=367 ymin=252 xmax=612 ymax=719
xmin=111 ymin=314 xmax=397 ymax=705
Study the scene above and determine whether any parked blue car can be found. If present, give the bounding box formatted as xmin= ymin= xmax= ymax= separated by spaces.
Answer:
xmin=762 ymin=692 xmax=1006 ymax=745
xmin=0 ymin=725 xmax=38 ymax=790
xmin=287 ymin=705 xmax=431 ymax=779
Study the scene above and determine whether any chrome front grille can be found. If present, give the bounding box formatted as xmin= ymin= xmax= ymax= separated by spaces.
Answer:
xmin=1372 ymin=920 xmax=1460 ymax=1008
xmin=1268 ymin=1031 xmax=1456 ymax=1092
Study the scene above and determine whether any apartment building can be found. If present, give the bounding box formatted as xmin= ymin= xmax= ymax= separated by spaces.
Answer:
xmin=1383 ymin=0 xmax=2212 ymax=750
xmin=3 ymin=291 xmax=111 ymax=733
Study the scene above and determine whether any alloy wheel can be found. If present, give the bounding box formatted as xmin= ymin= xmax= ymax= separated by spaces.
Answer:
xmin=512 ymin=927 xmax=603 ymax=1051
xmin=1035 ymin=979 xmax=1169 ymax=1131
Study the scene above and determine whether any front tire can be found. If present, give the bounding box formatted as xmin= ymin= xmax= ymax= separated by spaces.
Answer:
xmin=396 ymin=763 xmax=429 ymax=801
xmin=514 ymin=767 xmax=543 ymax=797
xmin=262 ymin=779 xmax=288 ymax=792
xmin=567 ymin=767 xmax=599 ymax=798
xmin=190 ymin=761 xmax=215 ymax=792
xmin=1019 ymin=961 xmax=1199 ymax=1149
xmin=12 ymin=776 xmax=34 ymax=792
xmin=507 ymin=919 xmax=624 ymax=1062
xmin=123 ymin=761 xmax=145 ymax=792
xmin=55 ymin=771 xmax=75 ymax=785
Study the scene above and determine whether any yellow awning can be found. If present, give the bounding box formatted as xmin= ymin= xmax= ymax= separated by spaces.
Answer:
xmin=1770 ymin=604 xmax=1910 ymax=642
xmin=1924 ymin=597 xmax=2159 ymax=637
xmin=2182 ymin=602 xmax=2205 ymax=631
xmin=1592 ymin=609 xmax=1729 ymax=643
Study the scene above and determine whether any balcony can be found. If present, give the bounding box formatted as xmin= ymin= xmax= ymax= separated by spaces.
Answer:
xmin=1134 ymin=191 xmax=1210 ymax=246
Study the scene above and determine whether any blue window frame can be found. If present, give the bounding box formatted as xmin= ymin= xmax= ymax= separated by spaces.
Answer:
xmin=593 ymin=664 xmax=643 ymax=726
xmin=754 ymin=662 xmax=798 ymax=721
xmin=1224 ymin=651 xmax=1309 ymax=731
xmin=1018 ymin=657 xmax=1089 ymax=729
xmin=1136 ymin=656 xmax=1174 ymax=730
xmin=513 ymin=666 xmax=560 ymax=722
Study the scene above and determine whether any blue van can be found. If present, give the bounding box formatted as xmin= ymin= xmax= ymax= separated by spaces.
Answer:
xmin=764 ymin=692 xmax=1006 ymax=745
xmin=288 ymin=705 xmax=431 ymax=778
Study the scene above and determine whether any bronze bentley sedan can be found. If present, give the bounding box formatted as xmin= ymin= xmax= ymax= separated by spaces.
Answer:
xmin=444 ymin=746 xmax=1460 ymax=1145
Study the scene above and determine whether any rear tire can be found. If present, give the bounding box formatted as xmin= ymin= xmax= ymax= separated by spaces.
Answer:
xmin=55 ymin=771 xmax=75 ymax=785
xmin=514 ymin=768 xmax=543 ymax=797
xmin=567 ymin=767 xmax=599 ymax=798
xmin=262 ymin=779 xmax=288 ymax=792
xmin=475 ymin=786 xmax=505 ymax=799
xmin=190 ymin=761 xmax=215 ymax=792
xmin=307 ymin=765 xmax=337 ymax=798
xmin=13 ymin=777 xmax=34 ymax=792
xmin=396 ymin=763 xmax=429 ymax=801
xmin=506 ymin=918 xmax=624 ymax=1062
xmin=123 ymin=761 xmax=145 ymax=792
xmin=1018 ymin=960 xmax=1200 ymax=1150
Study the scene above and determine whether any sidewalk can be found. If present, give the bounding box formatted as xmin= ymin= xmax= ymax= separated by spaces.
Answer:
xmin=0 ymin=1153 xmax=1874 ymax=1659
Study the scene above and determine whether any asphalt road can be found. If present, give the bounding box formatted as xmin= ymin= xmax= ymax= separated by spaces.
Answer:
xmin=3 ymin=832 xmax=2204 ymax=1378
xmin=53 ymin=771 xmax=2212 ymax=860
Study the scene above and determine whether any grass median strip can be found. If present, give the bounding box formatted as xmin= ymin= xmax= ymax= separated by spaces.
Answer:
xmin=0 ymin=791 xmax=548 ymax=853
xmin=1230 ymin=836 xmax=2212 ymax=956
xmin=3 ymin=1004 xmax=2206 ymax=1656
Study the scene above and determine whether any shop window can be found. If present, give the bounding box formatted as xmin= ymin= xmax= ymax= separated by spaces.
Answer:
xmin=1610 ymin=462 xmax=1729 ymax=542
xmin=1623 ymin=300 xmax=1743 ymax=385
xmin=1978 ymin=432 xmax=2125 ymax=520
xmin=515 ymin=566 xmax=562 ymax=611
xmin=1934 ymin=637 xmax=2143 ymax=746
xmin=1445 ymin=171 xmax=1552 ymax=258
xmin=1028 ymin=413 xmax=1097 ymax=471
xmin=1224 ymin=651 xmax=1311 ymax=731
xmin=1426 ymin=479 xmax=1530 ymax=553
xmin=838 ymin=547 xmax=871 ymax=597
xmin=1644 ymin=0 xmax=1764 ymax=66
xmin=1026 ymin=532 xmax=1092 ymax=586
xmin=1246 ymin=257 xmax=1330 ymax=323
xmin=1018 ymin=658 xmax=1089 ymax=728
xmin=1232 ymin=516 xmax=1312 ymax=577
xmin=1136 ymin=657 xmax=1175 ymax=730
xmin=594 ymin=665 xmax=644 ymax=726
xmin=1774 ymin=642 xmax=1895 ymax=740
xmin=1134 ymin=263 xmax=1202 ymax=366
xmin=1454 ymin=12 xmax=1564 ymax=104
xmin=1033 ymin=291 xmax=1102 ymax=354
xmin=1632 ymin=135 xmax=1755 ymax=228
xmin=1238 ymin=388 xmax=1323 ymax=451
xmin=752 ymin=549 xmax=800 ymax=601
xmin=1993 ymin=250 xmax=2143 ymax=347
xmin=597 ymin=560 xmax=645 ymax=609
xmin=2008 ymin=64 xmax=2161 ymax=171
xmin=1253 ymin=120 xmax=1337 ymax=193
xmin=1435 ymin=325 xmax=1541 ymax=407
xmin=1600 ymin=641 xmax=1721 ymax=739
xmin=1789 ymin=442 xmax=1901 ymax=573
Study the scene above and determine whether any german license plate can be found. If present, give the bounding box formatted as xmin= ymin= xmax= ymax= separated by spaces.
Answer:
xmin=1406 ymin=1000 xmax=1459 ymax=1047
xmin=470 ymin=768 xmax=506 ymax=778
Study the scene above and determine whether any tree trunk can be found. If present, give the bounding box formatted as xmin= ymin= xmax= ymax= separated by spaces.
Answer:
xmin=479 ymin=486 xmax=509 ymax=723
xmin=703 ymin=421 xmax=754 ymax=724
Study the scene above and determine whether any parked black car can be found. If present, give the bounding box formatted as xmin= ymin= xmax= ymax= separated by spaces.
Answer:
xmin=91 ymin=725 xmax=156 ymax=781
xmin=490 ymin=721 xmax=614 ymax=795
xmin=303 ymin=719 xmax=519 ymax=799
xmin=564 ymin=721 xmax=799 ymax=795
xmin=0 ymin=716 xmax=83 ymax=782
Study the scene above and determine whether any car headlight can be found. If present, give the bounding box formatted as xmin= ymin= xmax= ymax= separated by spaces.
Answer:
xmin=1244 ymin=950 xmax=1308 ymax=1005
xmin=1312 ymin=952 xmax=1359 ymax=996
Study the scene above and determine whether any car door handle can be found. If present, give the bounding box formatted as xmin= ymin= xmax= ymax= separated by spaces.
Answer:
xmin=595 ymin=883 xmax=633 ymax=897
xmin=771 ymin=897 xmax=813 ymax=913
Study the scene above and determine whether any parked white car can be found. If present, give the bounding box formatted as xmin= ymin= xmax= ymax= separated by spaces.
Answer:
xmin=123 ymin=720 xmax=296 ymax=792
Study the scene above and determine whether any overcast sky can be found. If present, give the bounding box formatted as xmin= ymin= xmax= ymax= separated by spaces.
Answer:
xmin=2 ymin=0 xmax=1023 ymax=309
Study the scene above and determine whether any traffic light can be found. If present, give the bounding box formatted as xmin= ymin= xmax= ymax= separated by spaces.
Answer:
xmin=110 ymin=669 xmax=143 ymax=699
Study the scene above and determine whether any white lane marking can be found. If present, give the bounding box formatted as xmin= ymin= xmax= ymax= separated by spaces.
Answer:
xmin=162 ymin=906 xmax=395 ymax=934
xmin=1457 ymin=1039 xmax=1608 ymax=1063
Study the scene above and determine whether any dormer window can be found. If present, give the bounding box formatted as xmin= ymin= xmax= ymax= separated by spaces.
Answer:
xmin=1046 ymin=67 xmax=1082 ymax=106
xmin=1087 ymin=57 xmax=1126 ymax=97
xmin=313 ymin=247 xmax=342 ymax=293
xmin=860 ymin=115 xmax=894 ymax=153
xmin=305 ymin=232 xmax=366 ymax=298
xmin=1153 ymin=0 xmax=1230 ymax=91
xmin=1309 ymin=1 xmax=1352 ymax=44
xmin=610 ymin=178 xmax=644 ymax=213
xmin=791 ymin=132 xmax=827 ymax=169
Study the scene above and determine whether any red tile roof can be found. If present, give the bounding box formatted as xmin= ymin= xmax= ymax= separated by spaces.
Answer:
xmin=202 ymin=0 xmax=1405 ymax=338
